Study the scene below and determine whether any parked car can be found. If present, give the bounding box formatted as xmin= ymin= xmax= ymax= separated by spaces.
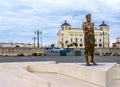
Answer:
xmin=50 ymin=48 xmax=63 ymax=53
xmin=95 ymin=52 xmax=100 ymax=55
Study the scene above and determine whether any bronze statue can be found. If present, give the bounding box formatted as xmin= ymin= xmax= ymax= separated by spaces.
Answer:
xmin=82 ymin=14 xmax=97 ymax=66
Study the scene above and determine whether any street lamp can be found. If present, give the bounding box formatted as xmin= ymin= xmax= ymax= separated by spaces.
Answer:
xmin=103 ymin=31 xmax=104 ymax=48
xmin=32 ymin=36 xmax=37 ymax=47
xmin=34 ymin=30 xmax=42 ymax=48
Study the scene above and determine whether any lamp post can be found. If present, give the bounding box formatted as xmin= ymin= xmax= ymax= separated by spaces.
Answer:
xmin=75 ymin=38 xmax=78 ymax=48
xmin=32 ymin=36 xmax=36 ymax=47
xmin=41 ymin=35 xmax=42 ymax=48
xmin=103 ymin=31 xmax=104 ymax=48
xmin=34 ymin=30 xmax=42 ymax=48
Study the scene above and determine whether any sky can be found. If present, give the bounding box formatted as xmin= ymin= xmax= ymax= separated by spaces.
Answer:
xmin=0 ymin=0 xmax=120 ymax=47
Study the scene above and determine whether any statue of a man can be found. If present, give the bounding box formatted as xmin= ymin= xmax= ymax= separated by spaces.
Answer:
xmin=82 ymin=14 xmax=97 ymax=66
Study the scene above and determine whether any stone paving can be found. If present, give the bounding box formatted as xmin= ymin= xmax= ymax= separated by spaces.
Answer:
xmin=0 ymin=61 xmax=120 ymax=87
xmin=0 ymin=55 xmax=120 ymax=87
xmin=0 ymin=55 xmax=120 ymax=64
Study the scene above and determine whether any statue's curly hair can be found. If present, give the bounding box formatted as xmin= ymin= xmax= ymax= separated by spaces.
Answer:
xmin=86 ymin=14 xmax=91 ymax=18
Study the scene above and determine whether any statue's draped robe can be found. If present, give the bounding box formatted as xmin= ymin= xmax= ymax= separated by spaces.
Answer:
xmin=82 ymin=22 xmax=95 ymax=54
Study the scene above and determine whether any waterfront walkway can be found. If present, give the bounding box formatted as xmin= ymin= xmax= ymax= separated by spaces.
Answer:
xmin=0 ymin=55 xmax=120 ymax=64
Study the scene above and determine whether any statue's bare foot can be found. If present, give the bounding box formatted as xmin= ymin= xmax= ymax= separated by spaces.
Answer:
xmin=86 ymin=63 xmax=92 ymax=66
xmin=91 ymin=61 xmax=97 ymax=65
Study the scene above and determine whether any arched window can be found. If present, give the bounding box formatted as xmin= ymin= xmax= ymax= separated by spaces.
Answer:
xmin=80 ymin=39 xmax=82 ymax=42
xmin=80 ymin=44 xmax=83 ymax=47
xmin=99 ymin=39 xmax=101 ymax=42
xmin=99 ymin=44 xmax=102 ymax=47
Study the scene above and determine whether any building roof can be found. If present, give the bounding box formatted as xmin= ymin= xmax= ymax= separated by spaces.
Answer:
xmin=99 ymin=21 xmax=108 ymax=26
xmin=117 ymin=37 xmax=120 ymax=39
xmin=61 ymin=20 xmax=71 ymax=26
xmin=71 ymin=28 xmax=82 ymax=30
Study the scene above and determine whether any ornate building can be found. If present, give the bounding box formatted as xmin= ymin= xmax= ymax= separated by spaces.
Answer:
xmin=112 ymin=37 xmax=120 ymax=48
xmin=57 ymin=20 xmax=110 ymax=48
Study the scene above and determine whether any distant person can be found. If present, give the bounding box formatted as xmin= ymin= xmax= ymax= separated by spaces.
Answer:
xmin=82 ymin=14 xmax=97 ymax=66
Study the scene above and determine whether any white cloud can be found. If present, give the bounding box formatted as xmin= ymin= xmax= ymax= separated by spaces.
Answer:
xmin=0 ymin=0 xmax=120 ymax=46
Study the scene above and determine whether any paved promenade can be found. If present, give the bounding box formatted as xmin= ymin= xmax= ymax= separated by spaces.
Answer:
xmin=0 ymin=55 xmax=120 ymax=87
xmin=0 ymin=55 xmax=120 ymax=64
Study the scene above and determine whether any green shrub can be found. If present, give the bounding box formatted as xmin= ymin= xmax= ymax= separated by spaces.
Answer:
xmin=38 ymin=53 xmax=43 ymax=56
xmin=17 ymin=53 xmax=24 ymax=56
xmin=102 ymin=52 xmax=112 ymax=56
xmin=32 ymin=53 xmax=38 ymax=56
xmin=109 ymin=52 xmax=112 ymax=55
xmin=102 ymin=53 xmax=105 ymax=56
xmin=105 ymin=52 xmax=110 ymax=56
xmin=32 ymin=53 xmax=43 ymax=56
xmin=113 ymin=53 xmax=120 ymax=56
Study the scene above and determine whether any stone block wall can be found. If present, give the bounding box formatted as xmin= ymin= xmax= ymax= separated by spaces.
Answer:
xmin=0 ymin=47 xmax=45 ymax=56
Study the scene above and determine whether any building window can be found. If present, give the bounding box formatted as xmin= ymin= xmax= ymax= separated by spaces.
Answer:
xmin=99 ymin=39 xmax=101 ymax=42
xmin=62 ymin=38 xmax=63 ymax=41
xmin=62 ymin=33 xmax=64 ymax=36
xmin=75 ymin=34 xmax=78 ymax=36
xmin=65 ymin=26 xmax=67 ymax=30
xmin=95 ymin=44 xmax=97 ymax=47
xmin=69 ymin=26 xmax=70 ymax=30
xmin=71 ymin=38 xmax=73 ymax=42
xmin=99 ymin=44 xmax=102 ymax=47
xmin=99 ymin=33 xmax=102 ymax=36
xmin=80 ymin=39 xmax=82 ymax=42
xmin=70 ymin=34 xmax=73 ymax=36
xmin=79 ymin=34 xmax=83 ymax=36
xmin=95 ymin=39 xmax=96 ymax=42
xmin=80 ymin=44 xmax=83 ymax=47
xmin=75 ymin=38 xmax=77 ymax=42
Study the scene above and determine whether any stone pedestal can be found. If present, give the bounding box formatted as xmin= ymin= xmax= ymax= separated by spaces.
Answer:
xmin=0 ymin=62 xmax=118 ymax=87
xmin=59 ymin=63 xmax=117 ymax=87
xmin=27 ymin=63 xmax=117 ymax=87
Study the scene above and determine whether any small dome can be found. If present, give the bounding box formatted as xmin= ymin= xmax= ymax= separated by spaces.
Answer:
xmin=61 ymin=20 xmax=71 ymax=26
xmin=99 ymin=21 xmax=108 ymax=26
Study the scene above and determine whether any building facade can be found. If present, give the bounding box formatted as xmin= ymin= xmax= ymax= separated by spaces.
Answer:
xmin=57 ymin=20 xmax=110 ymax=48
xmin=0 ymin=42 xmax=34 ymax=47
xmin=112 ymin=37 xmax=120 ymax=48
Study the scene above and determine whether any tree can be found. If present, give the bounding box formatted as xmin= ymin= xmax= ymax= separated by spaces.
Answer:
xmin=51 ymin=44 xmax=55 ymax=48
xmin=15 ymin=45 xmax=20 ymax=47
xmin=73 ymin=42 xmax=78 ymax=48
xmin=60 ymin=42 xmax=64 ymax=48
xmin=65 ymin=40 xmax=69 ymax=48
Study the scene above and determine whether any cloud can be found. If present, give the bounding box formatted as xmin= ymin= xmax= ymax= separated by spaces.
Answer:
xmin=0 ymin=0 xmax=120 ymax=46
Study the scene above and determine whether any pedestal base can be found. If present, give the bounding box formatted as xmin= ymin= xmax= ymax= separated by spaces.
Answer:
xmin=0 ymin=62 xmax=118 ymax=87
xmin=59 ymin=63 xmax=117 ymax=87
